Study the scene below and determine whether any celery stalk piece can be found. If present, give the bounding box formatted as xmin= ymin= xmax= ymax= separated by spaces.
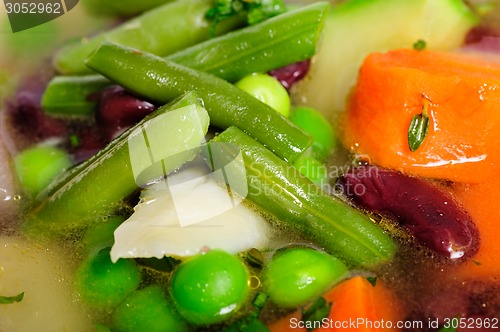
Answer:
xmin=24 ymin=92 xmax=209 ymax=237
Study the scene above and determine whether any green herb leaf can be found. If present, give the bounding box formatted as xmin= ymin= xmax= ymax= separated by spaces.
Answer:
xmin=301 ymin=296 xmax=332 ymax=332
xmin=472 ymin=259 xmax=482 ymax=266
xmin=408 ymin=100 xmax=430 ymax=152
xmin=0 ymin=292 xmax=24 ymax=304
xmin=366 ymin=276 xmax=378 ymax=287
xmin=413 ymin=39 xmax=427 ymax=51
xmin=206 ymin=0 xmax=286 ymax=36
xmin=241 ymin=248 xmax=264 ymax=268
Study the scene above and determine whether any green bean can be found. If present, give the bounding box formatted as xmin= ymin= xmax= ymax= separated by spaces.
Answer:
xmin=54 ymin=0 xmax=245 ymax=74
xmin=85 ymin=41 xmax=312 ymax=162
xmin=42 ymin=2 xmax=329 ymax=116
xmin=81 ymin=0 xmax=174 ymax=17
xmin=207 ymin=126 xmax=397 ymax=268
xmin=23 ymin=92 xmax=209 ymax=237
xmin=42 ymin=75 xmax=111 ymax=116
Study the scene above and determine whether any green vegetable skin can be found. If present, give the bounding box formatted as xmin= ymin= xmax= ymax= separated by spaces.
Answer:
xmin=294 ymin=0 xmax=479 ymax=117
xmin=81 ymin=0 xmax=174 ymax=17
xmin=14 ymin=145 xmax=72 ymax=195
xmin=23 ymin=92 xmax=209 ymax=236
xmin=54 ymin=0 xmax=245 ymax=74
xmin=208 ymin=126 xmax=397 ymax=267
xmin=85 ymin=41 xmax=312 ymax=163
xmin=111 ymin=285 xmax=187 ymax=332
xmin=169 ymin=249 xmax=250 ymax=325
xmin=263 ymin=248 xmax=348 ymax=308
xmin=74 ymin=248 xmax=141 ymax=310
xmin=43 ymin=2 xmax=329 ymax=116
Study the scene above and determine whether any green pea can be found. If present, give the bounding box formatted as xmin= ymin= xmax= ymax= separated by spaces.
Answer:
xmin=169 ymin=249 xmax=250 ymax=326
xmin=80 ymin=216 xmax=125 ymax=256
xmin=14 ymin=145 xmax=72 ymax=195
xmin=290 ymin=106 xmax=336 ymax=161
xmin=74 ymin=248 xmax=141 ymax=310
xmin=293 ymin=154 xmax=328 ymax=187
xmin=235 ymin=73 xmax=290 ymax=117
xmin=263 ymin=247 xmax=348 ymax=308
xmin=111 ymin=285 xmax=187 ymax=332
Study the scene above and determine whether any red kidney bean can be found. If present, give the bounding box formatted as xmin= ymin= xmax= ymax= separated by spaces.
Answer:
xmin=5 ymin=75 xmax=68 ymax=146
xmin=335 ymin=165 xmax=479 ymax=260
xmin=96 ymin=85 xmax=156 ymax=139
xmin=268 ymin=60 xmax=310 ymax=90
xmin=463 ymin=25 xmax=500 ymax=53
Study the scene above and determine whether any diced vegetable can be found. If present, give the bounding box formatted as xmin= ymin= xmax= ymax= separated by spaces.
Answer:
xmin=169 ymin=249 xmax=250 ymax=325
xmin=23 ymin=92 xmax=208 ymax=236
xmin=293 ymin=154 xmax=328 ymax=187
xmin=235 ymin=73 xmax=291 ymax=117
xmin=85 ymin=41 xmax=312 ymax=163
xmin=315 ymin=276 xmax=403 ymax=332
xmin=208 ymin=126 xmax=396 ymax=267
xmin=263 ymin=247 xmax=348 ymax=308
xmin=54 ymin=0 xmax=245 ymax=74
xmin=110 ymin=285 xmax=187 ymax=332
xmin=74 ymin=249 xmax=141 ymax=311
xmin=341 ymin=49 xmax=500 ymax=183
xmin=81 ymin=216 xmax=125 ymax=256
xmin=14 ymin=145 xmax=72 ymax=196
xmin=110 ymin=158 xmax=270 ymax=261
xmin=452 ymin=178 xmax=500 ymax=278
xmin=42 ymin=75 xmax=112 ymax=116
xmin=337 ymin=166 xmax=479 ymax=260
xmin=43 ymin=2 xmax=329 ymax=116
xmin=289 ymin=106 xmax=336 ymax=161
xmin=293 ymin=0 xmax=479 ymax=118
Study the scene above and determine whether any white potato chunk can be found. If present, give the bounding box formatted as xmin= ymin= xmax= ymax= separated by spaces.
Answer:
xmin=0 ymin=237 xmax=93 ymax=332
xmin=111 ymin=158 xmax=271 ymax=261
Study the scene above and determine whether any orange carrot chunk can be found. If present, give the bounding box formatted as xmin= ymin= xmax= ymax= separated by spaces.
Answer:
xmin=316 ymin=276 xmax=403 ymax=332
xmin=451 ymin=178 xmax=500 ymax=279
xmin=342 ymin=49 xmax=500 ymax=183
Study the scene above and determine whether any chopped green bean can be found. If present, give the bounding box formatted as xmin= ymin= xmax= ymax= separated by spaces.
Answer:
xmin=85 ymin=41 xmax=312 ymax=162
xmin=207 ymin=126 xmax=397 ymax=267
xmin=43 ymin=2 xmax=329 ymax=116
xmin=54 ymin=0 xmax=245 ymax=74
xmin=23 ymin=92 xmax=209 ymax=237
xmin=42 ymin=75 xmax=111 ymax=116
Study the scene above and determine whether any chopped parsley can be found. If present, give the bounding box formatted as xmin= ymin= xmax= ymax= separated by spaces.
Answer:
xmin=206 ymin=0 xmax=286 ymax=36
xmin=0 ymin=292 xmax=24 ymax=304
xmin=413 ymin=39 xmax=427 ymax=51
xmin=408 ymin=98 xmax=431 ymax=152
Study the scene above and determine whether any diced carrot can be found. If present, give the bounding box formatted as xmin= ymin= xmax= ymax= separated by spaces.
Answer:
xmin=268 ymin=309 xmax=306 ymax=332
xmin=341 ymin=49 xmax=500 ymax=183
xmin=450 ymin=178 xmax=500 ymax=279
xmin=315 ymin=276 xmax=403 ymax=332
